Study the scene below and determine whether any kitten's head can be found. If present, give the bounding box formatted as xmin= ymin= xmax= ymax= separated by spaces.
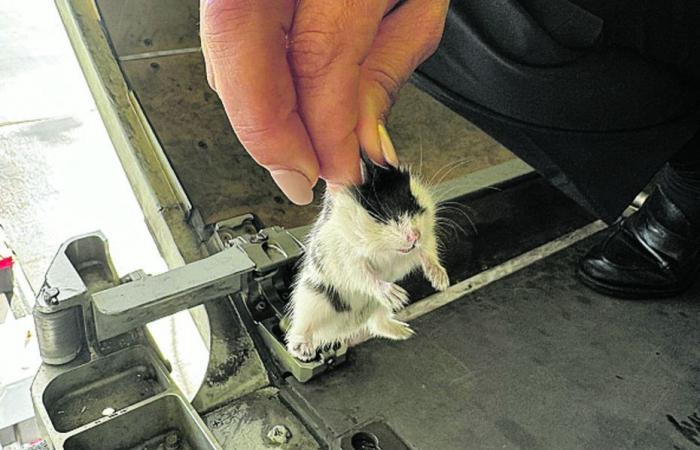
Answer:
xmin=330 ymin=155 xmax=436 ymax=256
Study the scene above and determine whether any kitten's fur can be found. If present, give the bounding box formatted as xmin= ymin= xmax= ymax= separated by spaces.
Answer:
xmin=285 ymin=162 xmax=449 ymax=361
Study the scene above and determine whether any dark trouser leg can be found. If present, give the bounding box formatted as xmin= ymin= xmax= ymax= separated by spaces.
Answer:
xmin=414 ymin=1 xmax=700 ymax=298
xmin=415 ymin=0 xmax=700 ymax=223
xmin=661 ymin=133 xmax=700 ymax=227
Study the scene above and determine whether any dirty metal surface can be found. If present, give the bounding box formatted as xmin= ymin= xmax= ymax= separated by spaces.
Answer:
xmin=204 ymin=387 xmax=318 ymax=450
xmin=47 ymin=364 xmax=164 ymax=432
xmin=118 ymin=50 xmax=512 ymax=228
xmin=95 ymin=0 xmax=513 ymax=228
xmin=95 ymin=0 xmax=199 ymax=56
xmin=191 ymin=300 xmax=269 ymax=414
xmin=283 ymin=234 xmax=700 ymax=449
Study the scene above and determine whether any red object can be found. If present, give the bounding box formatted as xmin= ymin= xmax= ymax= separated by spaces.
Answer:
xmin=0 ymin=256 xmax=13 ymax=270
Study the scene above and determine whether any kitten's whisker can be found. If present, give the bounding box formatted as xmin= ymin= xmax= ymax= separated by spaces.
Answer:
xmin=432 ymin=184 xmax=470 ymax=201
xmin=433 ymin=159 xmax=474 ymax=186
xmin=419 ymin=134 xmax=424 ymax=177
xmin=428 ymin=158 xmax=473 ymax=185
xmin=436 ymin=205 xmax=478 ymax=235
xmin=435 ymin=217 xmax=469 ymax=239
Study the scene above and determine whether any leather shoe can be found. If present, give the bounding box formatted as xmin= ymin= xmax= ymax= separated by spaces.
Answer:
xmin=578 ymin=187 xmax=700 ymax=299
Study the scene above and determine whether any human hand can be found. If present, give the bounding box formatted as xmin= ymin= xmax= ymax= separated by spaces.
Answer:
xmin=200 ymin=0 xmax=448 ymax=204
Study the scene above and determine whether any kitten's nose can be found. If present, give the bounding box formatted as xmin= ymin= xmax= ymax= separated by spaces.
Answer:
xmin=407 ymin=229 xmax=421 ymax=245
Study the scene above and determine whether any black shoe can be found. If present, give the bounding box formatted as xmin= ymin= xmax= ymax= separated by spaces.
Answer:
xmin=578 ymin=187 xmax=700 ymax=299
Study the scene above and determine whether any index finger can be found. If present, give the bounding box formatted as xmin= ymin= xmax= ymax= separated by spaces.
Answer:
xmin=201 ymin=0 xmax=319 ymax=205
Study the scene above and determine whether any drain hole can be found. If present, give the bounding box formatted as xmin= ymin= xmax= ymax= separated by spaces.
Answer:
xmin=351 ymin=432 xmax=380 ymax=450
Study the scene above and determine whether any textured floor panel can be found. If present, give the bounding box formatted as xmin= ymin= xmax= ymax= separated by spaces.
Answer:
xmin=96 ymin=0 xmax=199 ymax=56
xmin=95 ymin=0 xmax=514 ymax=228
xmin=117 ymin=52 xmax=513 ymax=228
xmin=402 ymin=176 xmax=595 ymax=298
xmin=284 ymin=235 xmax=700 ymax=450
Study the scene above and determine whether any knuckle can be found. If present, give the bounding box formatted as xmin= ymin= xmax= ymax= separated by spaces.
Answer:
xmin=289 ymin=29 xmax=343 ymax=80
xmin=234 ymin=125 xmax=279 ymax=166
xmin=201 ymin=0 xmax=254 ymax=53
xmin=364 ymin=65 xmax=403 ymax=108
xmin=232 ymin=109 xmax=297 ymax=167
xmin=203 ymin=0 xmax=254 ymax=29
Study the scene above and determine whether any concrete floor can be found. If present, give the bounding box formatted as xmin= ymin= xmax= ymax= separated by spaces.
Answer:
xmin=0 ymin=0 xmax=206 ymax=399
xmin=0 ymin=0 xmax=165 ymax=287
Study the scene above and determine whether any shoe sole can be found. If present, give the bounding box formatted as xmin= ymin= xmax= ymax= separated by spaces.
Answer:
xmin=576 ymin=264 xmax=700 ymax=300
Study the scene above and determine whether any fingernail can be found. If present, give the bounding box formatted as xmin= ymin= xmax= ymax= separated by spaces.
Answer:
xmin=378 ymin=123 xmax=399 ymax=167
xmin=270 ymin=169 xmax=314 ymax=205
xmin=359 ymin=159 xmax=367 ymax=183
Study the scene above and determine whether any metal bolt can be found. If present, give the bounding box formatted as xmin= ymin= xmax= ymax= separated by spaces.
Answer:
xmin=267 ymin=425 xmax=291 ymax=444
xmin=255 ymin=301 xmax=267 ymax=312
xmin=251 ymin=230 xmax=269 ymax=243
xmin=44 ymin=287 xmax=60 ymax=305
xmin=164 ymin=432 xmax=180 ymax=450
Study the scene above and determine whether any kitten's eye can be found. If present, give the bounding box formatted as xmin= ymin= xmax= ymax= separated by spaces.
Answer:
xmin=412 ymin=206 xmax=427 ymax=216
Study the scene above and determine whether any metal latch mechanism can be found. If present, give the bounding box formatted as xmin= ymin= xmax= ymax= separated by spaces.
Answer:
xmin=212 ymin=216 xmax=348 ymax=383
xmin=32 ymin=217 xmax=346 ymax=385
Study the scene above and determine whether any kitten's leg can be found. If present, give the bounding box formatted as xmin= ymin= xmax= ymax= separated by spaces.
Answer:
xmin=285 ymin=284 xmax=322 ymax=362
xmin=368 ymin=307 xmax=415 ymax=340
xmin=286 ymin=312 xmax=316 ymax=362
xmin=361 ymin=262 xmax=410 ymax=311
xmin=346 ymin=327 xmax=371 ymax=347
xmin=420 ymin=251 xmax=449 ymax=292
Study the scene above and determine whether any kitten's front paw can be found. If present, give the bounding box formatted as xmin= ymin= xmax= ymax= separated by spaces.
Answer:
xmin=373 ymin=319 xmax=415 ymax=341
xmin=377 ymin=282 xmax=410 ymax=311
xmin=287 ymin=339 xmax=317 ymax=362
xmin=426 ymin=263 xmax=450 ymax=292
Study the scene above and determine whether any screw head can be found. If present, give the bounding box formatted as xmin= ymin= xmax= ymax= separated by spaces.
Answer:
xmin=164 ymin=432 xmax=180 ymax=449
xmin=44 ymin=287 xmax=60 ymax=305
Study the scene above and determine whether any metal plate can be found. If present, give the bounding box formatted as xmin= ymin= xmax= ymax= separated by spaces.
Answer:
xmin=282 ymin=234 xmax=700 ymax=449
xmin=204 ymin=387 xmax=318 ymax=450
xmin=118 ymin=48 xmax=513 ymax=227
xmin=96 ymin=0 xmax=199 ymax=57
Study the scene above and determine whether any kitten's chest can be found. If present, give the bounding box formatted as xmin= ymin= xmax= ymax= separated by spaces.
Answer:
xmin=374 ymin=253 xmax=421 ymax=282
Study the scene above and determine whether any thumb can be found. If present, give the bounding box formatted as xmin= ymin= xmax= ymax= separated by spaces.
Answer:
xmin=357 ymin=0 xmax=448 ymax=167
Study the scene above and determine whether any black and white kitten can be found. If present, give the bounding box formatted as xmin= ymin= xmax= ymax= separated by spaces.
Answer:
xmin=285 ymin=158 xmax=449 ymax=361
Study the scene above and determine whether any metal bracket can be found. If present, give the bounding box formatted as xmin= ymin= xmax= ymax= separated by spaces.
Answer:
xmin=32 ymin=232 xmax=256 ymax=365
xmin=213 ymin=217 xmax=348 ymax=383
xmin=30 ymin=222 xmax=347 ymax=449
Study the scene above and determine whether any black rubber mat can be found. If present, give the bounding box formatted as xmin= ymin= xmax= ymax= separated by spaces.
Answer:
xmin=282 ymin=234 xmax=700 ymax=449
